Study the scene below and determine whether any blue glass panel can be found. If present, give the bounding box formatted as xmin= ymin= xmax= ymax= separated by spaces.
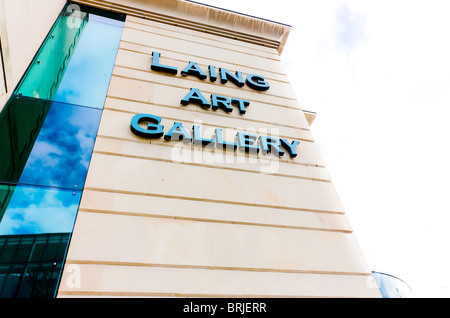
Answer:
xmin=15 ymin=13 xmax=124 ymax=109
xmin=371 ymin=272 xmax=413 ymax=298
xmin=0 ymin=184 xmax=81 ymax=235
xmin=14 ymin=14 xmax=88 ymax=101
xmin=0 ymin=95 xmax=101 ymax=189
xmin=0 ymin=4 xmax=125 ymax=299
xmin=17 ymin=99 xmax=102 ymax=189
xmin=87 ymin=13 xmax=125 ymax=27
xmin=52 ymin=14 xmax=124 ymax=108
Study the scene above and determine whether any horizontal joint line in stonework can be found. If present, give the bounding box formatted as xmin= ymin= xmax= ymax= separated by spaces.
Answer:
xmin=64 ymin=260 xmax=368 ymax=276
xmin=125 ymin=15 xmax=283 ymax=47
xmin=124 ymin=19 xmax=279 ymax=57
xmin=115 ymin=52 xmax=290 ymax=85
xmin=104 ymin=109 xmax=311 ymax=143
xmin=129 ymin=11 xmax=281 ymax=47
xmin=110 ymin=71 xmax=298 ymax=105
xmin=103 ymin=101 xmax=313 ymax=140
xmin=92 ymin=150 xmax=332 ymax=183
xmin=83 ymin=188 xmax=345 ymax=215
xmin=72 ymin=0 xmax=281 ymax=50
xmin=134 ymin=15 xmax=281 ymax=48
xmin=103 ymin=95 xmax=311 ymax=132
xmin=119 ymin=40 xmax=288 ymax=77
xmin=113 ymin=63 xmax=293 ymax=105
xmin=123 ymin=24 xmax=281 ymax=62
xmin=56 ymin=292 xmax=287 ymax=298
xmin=56 ymin=291 xmax=363 ymax=298
xmin=78 ymin=208 xmax=350 ymax=233
xmin=105 ymin=96 xmax=310 ymax=132
xmin=95 ymin=134 xmax=325 ymax=168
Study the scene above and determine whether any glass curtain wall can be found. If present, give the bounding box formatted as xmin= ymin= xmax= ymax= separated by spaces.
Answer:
xmin=371 ymin=271 xmax=413 ymax=298
xmin=0 ymin=2 xmax=124 ymax=298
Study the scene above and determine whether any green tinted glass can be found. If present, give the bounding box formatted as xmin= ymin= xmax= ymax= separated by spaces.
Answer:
xmin=15 ymin=8 xmax=124 ymax=109
xmin=0 ymin=233 xmax=71 ymax=298
xmin=15 ymin=14 xmax=88 ymax=101
xmin=1 ymin=2 xmax=125 ymax=298
xmin=0 ymin=96 xmax=52 ymax=184
xmin=0 ymin=96 xmax=101 ymax=189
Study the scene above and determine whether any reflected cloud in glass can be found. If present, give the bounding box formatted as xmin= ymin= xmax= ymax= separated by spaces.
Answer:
xmin=0 ymin=184 xmax=81 ymax=235
xmin=15 ymin=13 xmax=124 ymax=109
xmin=53 ymin=15 xmax=124 ymax=108
xmin=18 ymin=101 xmax=102 ymax=189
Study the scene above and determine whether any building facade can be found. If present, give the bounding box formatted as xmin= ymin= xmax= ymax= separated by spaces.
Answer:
xmin=0 ymin=0 xmax=381 ymax=297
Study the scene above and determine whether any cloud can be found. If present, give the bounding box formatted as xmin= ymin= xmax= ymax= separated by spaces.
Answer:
xmin=18 ymin=101 xmax=101 ymax=189
xmin=332 ymin=2 xmax=366 ymax=51
xmin=0 ymin=185 xmax=81 ymax=235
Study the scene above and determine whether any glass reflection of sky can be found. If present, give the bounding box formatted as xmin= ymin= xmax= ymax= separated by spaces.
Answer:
xmin=53 ymin=15 xmax=124 ymax=109
xmin=0 ymin=11 xmax=123 ymax=237
xmin=371 ymin=272 xmax=413 ymax=298
xmin=0 ymin=185 xmax=81 ymax=235
xmin=0 ymin=11 xmax=124 ymax=298
xmin=18 ymin=101 xmax=101 ymax=189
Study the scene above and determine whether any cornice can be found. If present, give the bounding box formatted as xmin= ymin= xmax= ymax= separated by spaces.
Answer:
xmin=71 ymin=0 xmax=291 ymax=54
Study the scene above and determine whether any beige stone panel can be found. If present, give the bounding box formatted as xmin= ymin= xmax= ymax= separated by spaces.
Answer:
xmin=107 ymin=76 xmax=301 ymax=121
xmin=113 ymin=61 xmax=297 ymax=101
xmin=93 ymin=137 xmax=330 ymax=181
xmin=85 ymin=153 xmax=344 ymax=213
xmin=96 ymin=109 xmax=149 ymax=143
xmin=57 ymin=263 xmax=381 ymax=297
xmin=115 ymin=46 xmax=289 ymax=90
xmin=65 ymin=212 xmax=367 ymax=273
xmin=124 ymin=19 xmax=280 ymax=61
xmin=118 ymin=41 xmax=289 ymax=82
xmin=0 ymin=49 xmax=5 ymax=110
xmin=105 ymin=88 xmax=308 ymax=132
xmin=126 ymin=15 xmax=280 ymax=56
xmin=103 ymin=98 xmax=313 ymax=142
xmin=96 ymin=109 xmax=326 ymax=167
xmin=79 ymin=189 xmax=352 ymax=232
xmin=120 ymin=27 xmax=286 ymax=74
xmin=100 ymin=110 xmax=310 ymax=149
xmin=112 ymin=66 xmax=299 ymax=109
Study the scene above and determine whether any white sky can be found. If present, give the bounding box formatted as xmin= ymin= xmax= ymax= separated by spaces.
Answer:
xmin=194 ymin=0 xmax=450 ymax=297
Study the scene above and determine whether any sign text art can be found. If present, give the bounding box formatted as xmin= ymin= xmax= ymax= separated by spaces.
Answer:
xmin=130 ymin=52 xmax=300 ymax=158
